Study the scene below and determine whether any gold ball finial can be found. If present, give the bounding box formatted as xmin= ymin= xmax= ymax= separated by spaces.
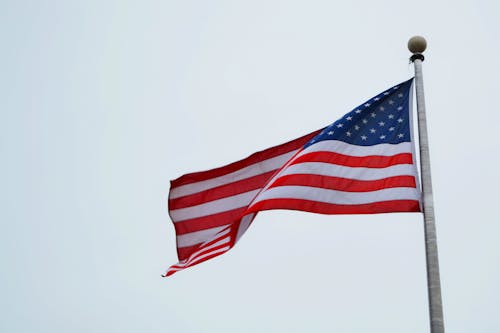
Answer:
xmin=408 ymin=36 xmax=427 ymax=54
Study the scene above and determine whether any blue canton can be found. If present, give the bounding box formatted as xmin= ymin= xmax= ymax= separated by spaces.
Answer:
xmin=305 ymin=78 xmax=414 ymax=148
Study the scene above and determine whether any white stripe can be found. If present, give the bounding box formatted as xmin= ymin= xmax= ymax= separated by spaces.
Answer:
xmin=170 ymin=150 xmax=298 ymax=199
xmin=251 ymin=185 xmax=421 ymax=206
xmin=298 ymin=141 xmax=413 ymax=157
xmin=176 ymin=225 xmax=229 ymax=247
xmin=277 ymin=162 xmax=417 ymax=181
xmin=170 ymin=189 xmax=260 ymax=222
xmin=236 ymin=213 xmax=255 ymax=242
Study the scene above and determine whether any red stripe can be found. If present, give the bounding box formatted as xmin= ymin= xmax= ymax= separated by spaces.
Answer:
xmin=247 ymin=198 xmax=421 ymax=215
xmin=173 ymin=207 xmax=246 ymax=234
xmin=170 ymin=131 xmax=319 ymax=187
xmin=169 ymin=171 xmax=276 ymax=209
xmin=177 ymin=244 xmax=202 ymax=261
xmin=166 ymin=245 xmax=231 ymax=277
xmin=187 ymin=242 xmax=231 ymax=265
xmin=291 ymin=152 xmax=413 ymax=168
xmin=268 ymin=174 xmax=417 ymax=192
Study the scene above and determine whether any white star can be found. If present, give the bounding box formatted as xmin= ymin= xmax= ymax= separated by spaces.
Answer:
xmin=397 ymin=106 xmax=403 ymax=111
xmin=388 ymin=100 xmax=394 ymax=105
xmin=398 ymin=93 xmax=403 ymax=98
xmin=346 ymin=131 xmax=352 ymax=137
xmin=355 ymin=109 xmax=362 ymax=114
xmin=389 ymin=127 xmax=395 ymax=131
xmin=378 ymin=121 xmax=385 ymax=126
xmin=364 ymin=103 xmax=371 ymax=107
xmin=398 ymin=133 xmax=404 ymax=138
xmin=388 ymin=114 xmax=394 ymax=119
xmin=370 ymin=128 xmax=376 ymax=133
xmin=374 ymin=97 xmax=380 ymax=101
xmin=397 ymin=118 xmax=404 ymax=123
xmin=379 ymin=106 xmax=385 ymax=111
xmin=379 ymin=135 xmax=386 ymax=139
xmin=371 ymin=112 xmax=377 ymax=118
xmin=354 ymin=125 xmax=360 ymax=130
xmin=393 ymin=86 xmax=399 ymax=90
xmin=328 ymin=131 xmax=334 ymax=135
xmin=337 ymin=123 xmax=343 ymax=128
xmin=361 ymin=135 xmax=367 ymax=140
xmin=383 ymin=92 xmax=390 ymax=95
xmin=362 ymin=119 xmax=368 ymax=124
xmin=346 ymin=116 xmax=353 ymax=121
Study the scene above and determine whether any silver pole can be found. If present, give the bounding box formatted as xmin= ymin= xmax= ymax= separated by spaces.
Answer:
xmin=408 ymin=36 xmax=444 ymax=333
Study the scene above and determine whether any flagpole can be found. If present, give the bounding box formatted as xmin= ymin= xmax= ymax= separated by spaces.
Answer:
xmin=408 ymin=36 xmax=444 ymax=333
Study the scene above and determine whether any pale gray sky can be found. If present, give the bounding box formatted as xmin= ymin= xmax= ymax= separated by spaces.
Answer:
xmin=1 ymin=1 xmax=499 ymax=332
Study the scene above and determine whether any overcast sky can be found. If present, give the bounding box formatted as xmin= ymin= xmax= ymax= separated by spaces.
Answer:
xmin=2 ymin=1 xmax=499 ymax=332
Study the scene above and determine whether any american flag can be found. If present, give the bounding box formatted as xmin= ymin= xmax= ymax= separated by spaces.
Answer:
xmin=165 ymin=78 xmax=421 ymax=277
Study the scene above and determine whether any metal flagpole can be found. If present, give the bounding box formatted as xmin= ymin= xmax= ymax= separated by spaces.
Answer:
xmin=408 ymin=36 xmax=445 ymax=333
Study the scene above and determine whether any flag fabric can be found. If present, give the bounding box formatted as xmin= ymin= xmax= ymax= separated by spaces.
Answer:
xmin=165 ymin=78 xmax=421 ymax=277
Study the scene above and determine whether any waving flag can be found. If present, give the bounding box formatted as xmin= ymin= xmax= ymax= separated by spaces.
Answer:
xmin=165 ymin=78 xmax=421 ymax=277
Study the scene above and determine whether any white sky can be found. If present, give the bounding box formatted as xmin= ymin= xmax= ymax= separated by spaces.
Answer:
xmin=1 ymin=1 xmax=499 ymax=332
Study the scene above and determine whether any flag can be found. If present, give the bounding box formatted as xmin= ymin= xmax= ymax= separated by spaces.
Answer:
xmin=165 ymin=78 xmax=421 ymax=277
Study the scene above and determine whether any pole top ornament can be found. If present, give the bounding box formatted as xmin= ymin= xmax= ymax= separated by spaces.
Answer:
xmin=408 ymin=36 xmax=427 ymax=62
